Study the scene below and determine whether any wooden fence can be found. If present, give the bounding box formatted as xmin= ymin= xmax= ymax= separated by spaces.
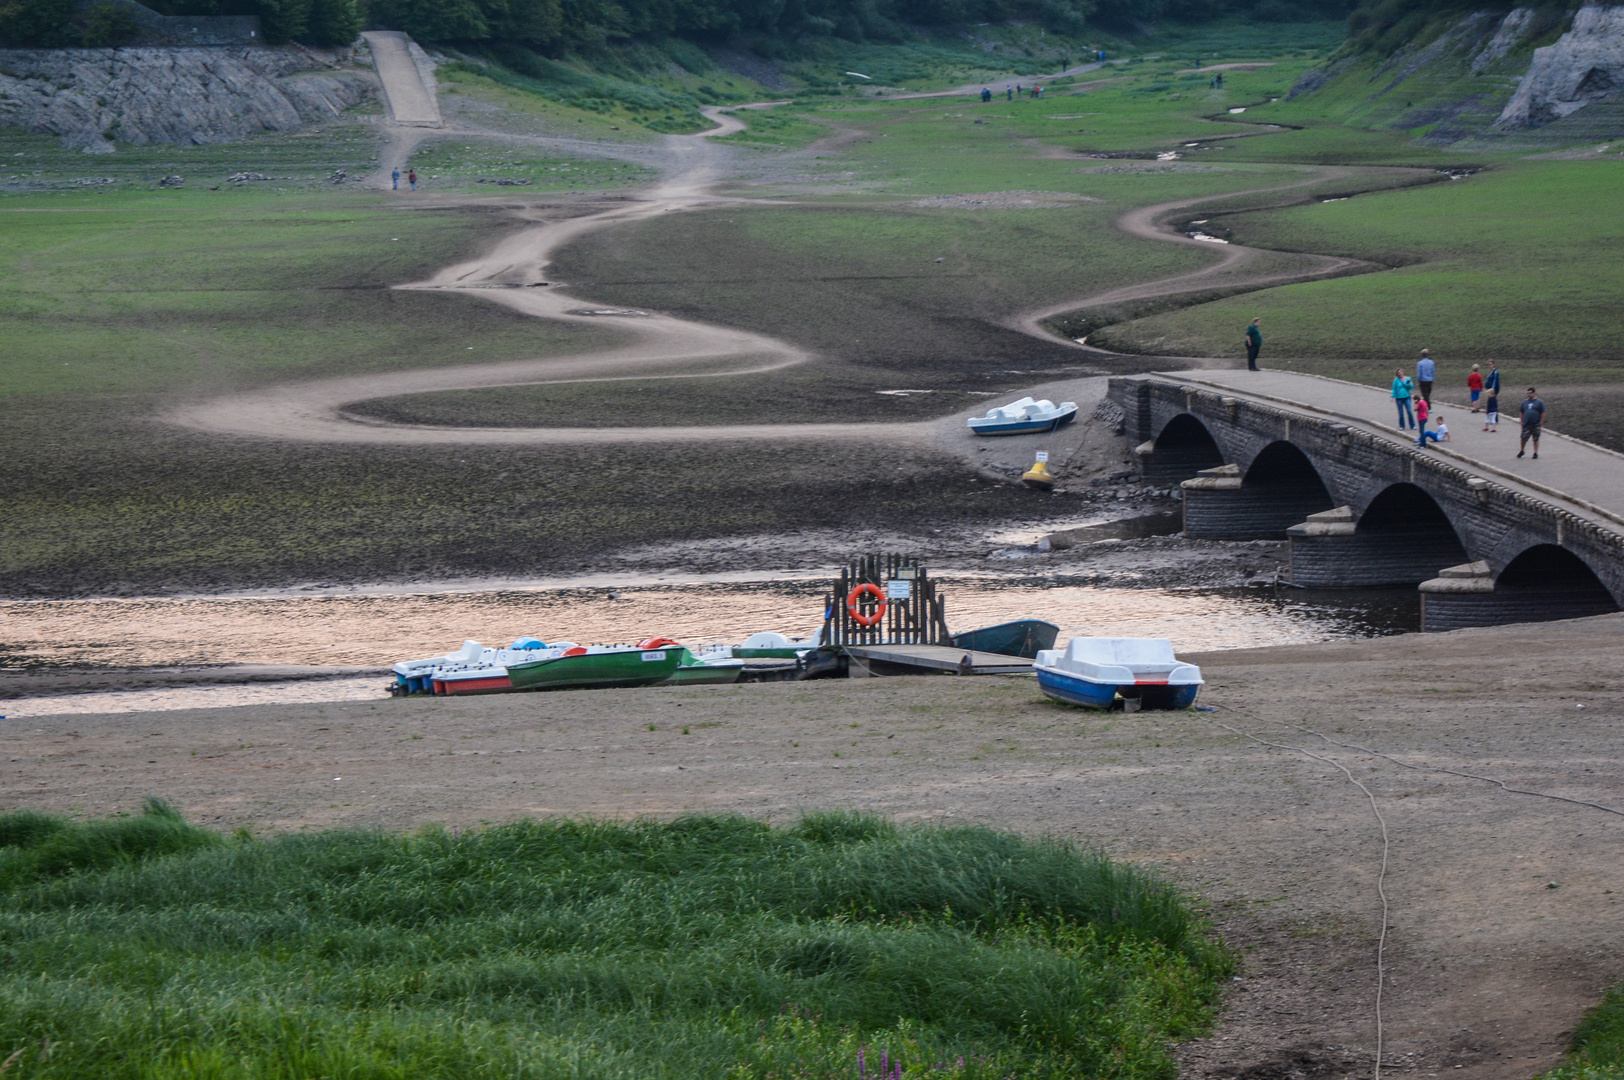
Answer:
xmin=821 ymin=554 xmax=951 ymax=647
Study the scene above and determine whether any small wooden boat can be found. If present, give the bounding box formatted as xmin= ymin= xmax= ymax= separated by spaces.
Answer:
xmin=967 ymin=397 xmax=1078 ymax=436
xmin=1034 ymin=637 xmax=1202 ymax=710
xmin=665 ymin=645 xmax=746 ymax=685
xmin=951 ymin=619 xmax=1059 ymax=659
xmin=507 ymin=639 xmax=685 ymax=691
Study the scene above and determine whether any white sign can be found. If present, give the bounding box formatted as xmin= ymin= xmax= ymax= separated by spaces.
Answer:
xmin=886 ymin=579 xmax=911 ymax=601
xmin=1035 ymin=451 xmax=1049 ymax=463
xmin=640 ymin=651 xmax=667 ymax=661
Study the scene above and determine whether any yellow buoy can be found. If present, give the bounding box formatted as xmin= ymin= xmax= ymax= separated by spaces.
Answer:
xmin=1021 ymin=455 xmax=1055 ymax=490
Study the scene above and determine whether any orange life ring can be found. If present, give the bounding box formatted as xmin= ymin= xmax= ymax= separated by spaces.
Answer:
xmin=846 ymin=582 xmax=888 ymax=627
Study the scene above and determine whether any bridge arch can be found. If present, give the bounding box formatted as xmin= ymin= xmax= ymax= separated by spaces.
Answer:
xmin=1240 ymin=441 xmax=1336 ymax=526
xmin=1142 ymin=413 xmax=1225 ymax=484
xmin=1497 ymin=544 xmax=1621 ymax=614
xmin=1338 ymin=483 xmax=1471 ymax=586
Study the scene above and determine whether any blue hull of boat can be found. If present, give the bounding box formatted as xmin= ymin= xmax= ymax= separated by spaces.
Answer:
xmin=969 ymin=413 xmax=1077 ymax=436
xmin=1036 ymin=668 xmax=1201 ymax=710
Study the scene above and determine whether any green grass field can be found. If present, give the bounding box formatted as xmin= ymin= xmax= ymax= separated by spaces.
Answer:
xmin=0 ymin=804 xmax=1226 ymax=1079
xmin=1086 ymin=157 xmax=1624 ymax=446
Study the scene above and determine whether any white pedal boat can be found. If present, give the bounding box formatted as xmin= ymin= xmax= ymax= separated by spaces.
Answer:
xmin=1034 ymin=637 xmax=1202 ymax=710
xmin=967 ymin=397 xmax=1078 ymax=436
xmin=391 ymin=637 xmax=555 ymax=696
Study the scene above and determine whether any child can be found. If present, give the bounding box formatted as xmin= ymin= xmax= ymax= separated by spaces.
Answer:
xmin=1467 ymin=364 xmax=1483 ymax=412
xmin=1415 ymin=395 xmax=1436 ymax=447
xmin=1435 ymin=420 xmax=1450 ymax=442
xmin=1483 ymin=389 xmax=1499 ymax=432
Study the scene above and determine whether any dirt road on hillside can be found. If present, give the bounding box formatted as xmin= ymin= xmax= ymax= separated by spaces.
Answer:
xmin=9 ymin=615 xmax=1624 ymax=1080
xmin=166 ymin=106 xmax=1401 ymax=448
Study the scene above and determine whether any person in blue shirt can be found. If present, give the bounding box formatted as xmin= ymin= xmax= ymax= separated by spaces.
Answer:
xmin=1391 ymin=368 xmax=1415 ymax=429
xmin=391 ymin=167 xmax=400 ymax=190
xmin=1416 ymin=349 xmax=1436 ymax=405
xmin=981 ymin=87 xmax=992 ymax=102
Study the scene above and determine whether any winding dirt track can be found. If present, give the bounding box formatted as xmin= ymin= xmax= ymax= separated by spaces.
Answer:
xmin=168 ymin=110 xmax=1384 ymax=446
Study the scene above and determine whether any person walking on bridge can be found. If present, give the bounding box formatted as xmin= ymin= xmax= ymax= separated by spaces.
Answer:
xmin=1518 ymin=387 xmax=1545 ymax=459
xmin=1467 ymin=364 xmax=1483 ymax=412
xmin=1416 ymin=349 xmax=1436 ymax=405
xmin=1391 ymin=368 xmax=1415 ymax=429
xmin=1244 ymin=318 xmax=1262 ymax=371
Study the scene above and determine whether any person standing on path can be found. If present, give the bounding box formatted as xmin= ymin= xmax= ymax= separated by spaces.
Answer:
xmin=1518 ymin=388 xmax=1545 ymax=458
xmin=391 ymin=167 xmax=400 ymax=190
xmin=981 ymin=87 xmax=992 ymax=102
xmin=1392 ymin=368 xmax=1415 ymax=429
xmin=1244 ymin=318 xmax=1262 ymax=371
xmin=408 ymin=169 xmax=417 ymax=191
xmin=1484 ymin=385 xmax=1500 ymax=432
xmin=1483 ymin=359 xmax=1500 ymax=406
xmin=1467 ymin=364 xmax=1483 ymax=412
xmin=1416 ymin=349 xmax=1436 ymax=405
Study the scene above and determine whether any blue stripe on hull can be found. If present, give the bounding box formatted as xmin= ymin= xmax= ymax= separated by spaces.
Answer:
xmin=1036 ymin=669 xmax=1201 ymax=710
xmin=1036 ymin=668 xmax=1119 ymax=709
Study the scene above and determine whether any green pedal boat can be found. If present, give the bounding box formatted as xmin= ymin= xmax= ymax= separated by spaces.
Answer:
xmin=664 ymin=646 xmax=745 ymax=686
xmin=507 ymin=641 xmax=685 ymax=691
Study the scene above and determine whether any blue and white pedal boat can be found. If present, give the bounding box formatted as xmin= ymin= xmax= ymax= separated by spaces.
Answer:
xmin=1034 ymin=637 xmax=1203 ymax=710
xmin=967 ymin=397 xmax=1078 ymax=436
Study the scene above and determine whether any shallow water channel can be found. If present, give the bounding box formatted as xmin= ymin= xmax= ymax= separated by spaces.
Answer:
xmin=0 ymin=577 xmax=1416 ymax=716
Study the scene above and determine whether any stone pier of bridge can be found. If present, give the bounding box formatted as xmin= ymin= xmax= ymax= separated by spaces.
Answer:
xmin=1108 ymin=371 xmax=1624 ymax=631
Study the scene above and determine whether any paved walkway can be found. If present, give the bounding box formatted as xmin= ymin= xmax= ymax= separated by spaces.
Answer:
xmin=362 ymin=31 xmax=441 ymax=127
xmin=1164 ymin=369 xmax=1624 ymax=533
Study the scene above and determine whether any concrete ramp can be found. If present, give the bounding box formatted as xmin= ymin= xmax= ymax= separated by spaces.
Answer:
xmin=362 ymin=31 xmax=441 ymax=127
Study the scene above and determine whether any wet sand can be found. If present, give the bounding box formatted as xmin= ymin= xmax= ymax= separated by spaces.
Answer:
xmin=5 ymin=614 xmax=1623 ymax=1079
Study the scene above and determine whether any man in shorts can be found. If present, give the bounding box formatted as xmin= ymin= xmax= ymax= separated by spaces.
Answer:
xmin=1517 ymin=387 xmax=1545 ymax=458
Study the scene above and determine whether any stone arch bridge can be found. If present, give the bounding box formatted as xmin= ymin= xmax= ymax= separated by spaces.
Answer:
xmin=1109 ymin=371 xmax=1624 ymax=631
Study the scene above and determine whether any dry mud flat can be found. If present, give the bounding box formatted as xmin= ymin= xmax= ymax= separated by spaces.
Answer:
xmin=8 ymin=616 xmax=1624 ymax=1078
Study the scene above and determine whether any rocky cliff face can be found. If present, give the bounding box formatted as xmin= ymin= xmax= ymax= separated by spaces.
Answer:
xmin=0 ymin=46 xmax=376 ymax=152
xmin=1498 ymin=4 xmax=1624 ymax=127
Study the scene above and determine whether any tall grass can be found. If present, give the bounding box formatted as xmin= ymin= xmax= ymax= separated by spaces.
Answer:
xmin=0 ymin=807 xmax=1227 ymax=1079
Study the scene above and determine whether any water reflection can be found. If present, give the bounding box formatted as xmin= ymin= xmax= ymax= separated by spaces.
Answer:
xmin=0 ymin=577 xmax=1416 ymax=675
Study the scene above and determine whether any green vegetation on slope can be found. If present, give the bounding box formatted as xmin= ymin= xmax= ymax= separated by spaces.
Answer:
xmin=0 ymin=807 xmax=1227 ymax=1079
xmin=1090 ymin=160 xmax=1624 ymax=364
xmin=1541 ymin=982 xmax=1624 ymax=1080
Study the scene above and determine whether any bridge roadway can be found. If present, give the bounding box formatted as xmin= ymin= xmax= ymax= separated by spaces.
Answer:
xmin=1110 ymin=369 xmax=1624 ymax=631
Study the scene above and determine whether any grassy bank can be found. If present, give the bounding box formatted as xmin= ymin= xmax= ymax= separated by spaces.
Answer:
xmin=1543 ymin=984 xmax=1624 ymax=1080
xmin=0 ymin=804 xmax=1227 ymax=1079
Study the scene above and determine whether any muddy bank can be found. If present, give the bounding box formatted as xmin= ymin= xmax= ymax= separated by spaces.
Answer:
xmin=5 ymin=615 xmax=1622 ymax=1078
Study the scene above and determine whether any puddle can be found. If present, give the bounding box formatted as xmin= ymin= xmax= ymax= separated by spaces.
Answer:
xmin=1228 ymin=107 xmax=1247 ymax=113
xmin=0 ymin=577 xmax=1417 ymax=715
xmin=1189 ymin=232 xmax=1229 ymax=244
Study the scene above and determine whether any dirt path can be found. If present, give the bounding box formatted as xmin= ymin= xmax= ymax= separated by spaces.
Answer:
xmin=170 ymin=123 xmax=1400 ymax=448
xmin=1011 ymin=167 xmax=1384 ymax=347
xmin=9 ymin=615 xmax=1624 ymax=1079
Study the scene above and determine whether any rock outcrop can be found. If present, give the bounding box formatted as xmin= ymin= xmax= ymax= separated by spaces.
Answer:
xmin=1498 ymin=4 xmax=1624 ymax=126
xmin=0 ymin=46 xmax=376 ymax=152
